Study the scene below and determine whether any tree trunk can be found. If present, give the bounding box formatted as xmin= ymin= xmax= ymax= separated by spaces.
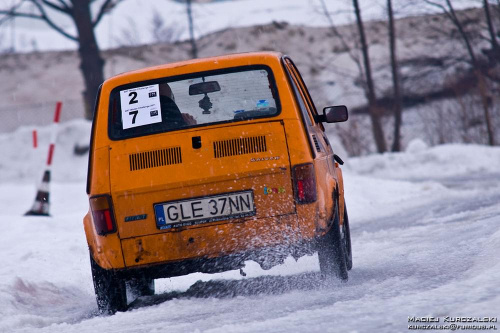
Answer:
xmin=388 ymin=0 xmax=403 ymax=152
xmin=71 ymin=0 xmax=105 ymax=120
xmin=484 ymin=0 xmax=499 ymax=49
xmin=445 ymin=0 xmax=495 ymax=145
xmin=446 ymin=0 xmax=477 ymax=65
xmin=186 ymin=0 xmax=198 ymax=58
xmin=483 ymin=0 xmax=500 ymax=58
xmin=353 ymin=0 xmax=387 ymax=153
xmin=476 ymin=71 xmax=496 ymax=145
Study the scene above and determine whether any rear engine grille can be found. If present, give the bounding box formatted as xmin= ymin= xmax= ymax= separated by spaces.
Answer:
xmin=129 ymin=147 xmax=182 ymax=171
xmin=214 ymin=135 xmax=267 ymax=158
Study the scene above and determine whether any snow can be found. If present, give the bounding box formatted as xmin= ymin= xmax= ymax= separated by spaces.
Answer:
xmin=1 ymin=121 xmax=499 ymax=332
xmin=0 ymin=0 xmax=483 ymax=53
xmin=346 ymin=141 xmax=500 ymax=181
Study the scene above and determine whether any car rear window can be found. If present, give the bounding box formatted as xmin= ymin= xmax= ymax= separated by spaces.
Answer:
xmin=108 ymin=66 xmax=280 ymax=140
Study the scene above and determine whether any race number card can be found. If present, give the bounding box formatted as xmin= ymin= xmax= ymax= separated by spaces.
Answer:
xmin=120 ymin=84 xmax=162 ymax=129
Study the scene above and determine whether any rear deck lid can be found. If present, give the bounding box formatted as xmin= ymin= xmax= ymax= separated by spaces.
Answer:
xmin=109 ymin=121 xmax=295 ymax=239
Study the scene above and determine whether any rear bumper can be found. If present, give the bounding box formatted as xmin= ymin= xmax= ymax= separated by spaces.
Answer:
xmin=114 ymin=235 xmax=317 ymax=280
xmin=121 ymin=214 xmax=301 ymax=266
xmin=117 ymin=213 xmax=317 ymax=277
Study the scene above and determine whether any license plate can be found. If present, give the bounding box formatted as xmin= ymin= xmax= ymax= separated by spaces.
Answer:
xmin=154 ymin=190 xmax=255 ymax=229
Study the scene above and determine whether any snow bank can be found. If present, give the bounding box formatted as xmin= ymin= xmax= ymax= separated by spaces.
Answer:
xmin=0 ymin=119 xmax=91 ymax=184
xmin=345 ymin=141 xmax=500 ymax=181
xmin=0 ymin=182 xmax=95 ymax=332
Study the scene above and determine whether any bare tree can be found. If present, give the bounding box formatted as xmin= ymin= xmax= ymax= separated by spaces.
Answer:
xmin=186 ymin=0 xmax=197 ymax=58
xmin=318 ymin=0 xmax=387 ymax=153
xmin=482 ymin=0 xmax=500 ymax=60
xmin=387 ymin=0 xmax=403 ymax=152
xmin=0 ymin=26 xmax=5 ymax=52
xmin=424 ymin=0 xmax=495 ymax=146
xmin=336 ymin=115 xmax=373 ymax=156
xmin=116 ymin=17 xmax=140 ymax=46
xmin=0 ymin=0 xmax=125 ymax=120
xmin=318 ymin=0 xmax=364 ymax=76
xmin=353 ymin=0 xmax=387 ymax=153
xmin=151 ymin=11 xmax=183 ymax=44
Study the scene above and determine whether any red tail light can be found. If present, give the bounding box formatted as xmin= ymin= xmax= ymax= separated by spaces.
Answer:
xmin=89 ymin=195 xmax=117 ymax=235
xmin=292 ymin=163 xmax=317 ymax=204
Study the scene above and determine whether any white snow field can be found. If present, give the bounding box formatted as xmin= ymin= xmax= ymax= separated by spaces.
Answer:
xmin=0 ymin=121 xmax=499 ymax=332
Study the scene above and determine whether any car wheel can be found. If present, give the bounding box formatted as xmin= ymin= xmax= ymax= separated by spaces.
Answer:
xmin=317 ymin=199 xmax=348 ymax=281
xmin=342 ymin=202 xmax=353 ymax=271
xmin=127 ymin=276 xmax=155 ymax=298
xmin=89 ymin=253 xmax=127 ymax=314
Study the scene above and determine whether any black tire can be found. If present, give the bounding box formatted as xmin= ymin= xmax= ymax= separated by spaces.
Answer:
xmin=342 ymin=202 xmax=353 ymax=271
xmin=89 ymin=253 xmax=127 ymax=314
xmin=317 ymin=199 xmax=348 ymax=281
xmin=127 ymin=276 xmax=155 ymax=298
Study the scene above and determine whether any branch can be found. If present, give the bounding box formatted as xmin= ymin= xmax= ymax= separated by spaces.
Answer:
xmin=0 ymin=1 xmax=77 ymax=40
xmin=40 ymin=0 xmax=71 ymax=14
xmin=0 ymin=0 xmax=28 ymax=26
xmin=318 ymin=0 xmax=364 ymax=76
xmin=28 ymin=0 xmax=78 ymax=41
xmin=423 ymin=0 xmax=478 ymax=66
xmin=422 ymin=0 xmax=456 ymax=24
xmin=0 ymin=16 xmax=9 ymax=26
xmin=93 ymin=0 xmax=123 ymax=27
xmin=482 ymin=68 xmax=500 ymax=83
xmin=55 ymin=0 xmax=71 ymax=10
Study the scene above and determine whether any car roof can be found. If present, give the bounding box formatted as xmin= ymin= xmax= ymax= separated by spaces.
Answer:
xmin=106 ymin=51 xmax=285 ymax=85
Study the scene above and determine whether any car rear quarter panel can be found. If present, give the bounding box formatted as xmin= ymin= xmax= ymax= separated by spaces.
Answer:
xmin=84 ymin=138 xmax=126 ymax=269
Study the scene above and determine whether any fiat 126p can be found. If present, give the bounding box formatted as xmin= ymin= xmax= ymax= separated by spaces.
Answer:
xmin=84 ymin=52 xmax=352 ymax=313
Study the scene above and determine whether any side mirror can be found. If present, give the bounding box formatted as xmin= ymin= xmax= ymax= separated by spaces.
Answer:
xmin=316 ymin=105 xmax=348 ymax=123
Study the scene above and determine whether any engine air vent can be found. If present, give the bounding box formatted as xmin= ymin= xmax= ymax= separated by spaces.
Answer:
xmin=312 ymin=135 xmax=321 ymax=152
xmin=214 ymin=135 xmax=267 ymax=158
xmin=129 ymin=147 xmax=182 ymax=171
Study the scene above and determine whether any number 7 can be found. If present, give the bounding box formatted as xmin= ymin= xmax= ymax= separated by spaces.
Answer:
xmin=129 ymin=110 xmax=138 ymax=124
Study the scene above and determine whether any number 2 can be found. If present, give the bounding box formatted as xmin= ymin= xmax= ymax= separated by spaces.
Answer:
xmin=129 ymin=110 xmax=138 ymax=124
xmin=129 ymin=91 xmax=138 ymax=104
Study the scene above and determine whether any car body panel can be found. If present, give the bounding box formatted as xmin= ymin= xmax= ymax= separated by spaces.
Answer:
xmin=85 ymin=52 xmax=346 ymax=273
xmin=121 ymin=214 xmax=300 ymax=267
xmin=109 ymin=121 xmax=295 ymax=240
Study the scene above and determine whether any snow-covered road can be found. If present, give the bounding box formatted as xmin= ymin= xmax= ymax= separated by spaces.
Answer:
xmin=0 ymin=123 xmax=499 ymax=332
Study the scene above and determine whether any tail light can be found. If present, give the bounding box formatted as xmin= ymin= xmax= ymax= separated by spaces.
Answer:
xmin=292 ymin=163 xmax=317 ymax=204
xmin=89 ymin=195 xmax=117 ymax=235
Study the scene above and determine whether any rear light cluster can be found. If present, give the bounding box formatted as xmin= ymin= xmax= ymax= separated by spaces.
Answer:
xmin=89 ymin=195 xmax=117 ymax=235
xmin=292 ymin=163 xmax=317 ymax=204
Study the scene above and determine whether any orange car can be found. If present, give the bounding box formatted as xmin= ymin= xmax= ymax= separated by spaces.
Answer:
xmin=84 ymin=52 xmax=352 ymax=313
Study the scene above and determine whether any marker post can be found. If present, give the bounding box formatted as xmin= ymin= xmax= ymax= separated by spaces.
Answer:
xmin=25 ymin=102 xmax=62 ymax=216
